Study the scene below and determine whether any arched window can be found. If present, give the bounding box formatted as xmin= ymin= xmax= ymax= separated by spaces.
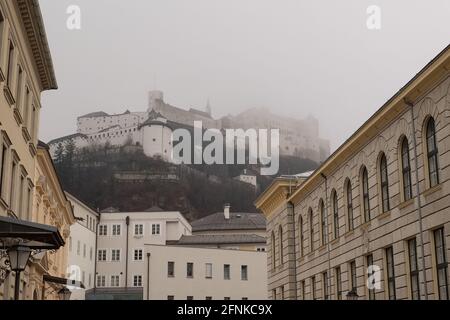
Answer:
xmin=271 ymin=231 xmax=276 ymax=269
xmin=379 ymin=153 xmax=390 ymax=213
xmin=426 ymin=118 xmax=439 ymax=187
xmin=309 ymin=209 xmax=314 ymax=252
xmin=401 ymin=137 xmax=412 ymax=201
xmin=279 ymin=226 xmax=284 ymax=265
xmin=332 ymin=190 xmax=339 ymax=239
xmin=299 ymin=216 xmax=304 ymax=257
xmin=361 ymin=166 xmax=371 ymax=222
xmin=346 ymin=180 xmax=354 ymax=231
xmin=320 ymin=200 xmax=327 ymax=245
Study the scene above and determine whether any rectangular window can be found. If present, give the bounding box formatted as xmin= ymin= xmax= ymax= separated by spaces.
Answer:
xmin=83 ymin=244 xmax=86 ymax=258
xmin=434 ymin=228 xmax=449 ymax=300
xmin=205 ymin=263 xmax=212 ymax=279
xmin=311 ymin=276 xmax=316 ymax=300
xmin=350 ymin=261 xmax=357 ymax=291
xmin=99 ymin=225 xmax=107 ymax=236
xmin=206 ymin=296 xmax=212 ymax=300
xmin=88 ymin=274 xmax=91 ymax=287
xmin=224 ymin=297 xmax=230 ymax=301
xmin=241 ymin=265 xmax=248 ymax=281
xmin=0 ymin=144 xmax=7 ymax=196
xmin=301 ymin=280 xmax=306 ymax=300
xmin=133 ymin=275 xmax=142 ymax=287
xmin=152 ymin=224 xmax=161 ymax=235
xmin=6 ymin=41 xmax=14 ymax=87
xmin=408 ymin=239 xmax=420 ymax=300
xmin=9 ymin=159 xmax=17 ymax=211
xmin=82 ymin=271 xmax=85 ymax=284
xmin=168 ymin=261 xmax=175 ymax=277
xmin=112 ymin=224 xmax=121 ymax=236
xmin=386 ymin=247 xmax=396 ymax=300
xmin=366 ymin=254 xmax=375 ymax=300
xmin=134 ymin=249 xmax=143 ymax=261
xmin=323 ymin=272 xmax=328 ymax=300
xmin=134 ymin=224 xmax=144 ymax=236
xmin=90 ymin=247 xmax=93 ymax=261
xmin=17 ymin=173 xmax=24 ymax=219
xmin=96 ymin=275 xmax=106 ymax=288
xmin=335 ymin=267 xmax=342 ymax=300
xmin=97 ymin=249 xmax=107 ymax=261
xmin=77 ymin=241 xmax=80 ymax=255
xmin=110 ymin=275 xmax=120 ymax=287
xmin=187 ymin=296 xmax=194 ymax=300
xmin=167 ymin=295 xmax=174 ymax=300
xmin=224 ymin=264 xmax=231 ymax=280
xmin=16 ymin=65 xmax=23 ymax=111
xmin=111 ymin=249 xmax=121 ymax=262
xmin=187 ymin=262 xmax=194 ymax=278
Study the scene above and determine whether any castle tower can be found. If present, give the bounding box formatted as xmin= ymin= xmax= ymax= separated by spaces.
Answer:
xmin=147 ymin=90 xmax=164 ymax=113
xmin=206 ymin=98 xmax=212 ymax=117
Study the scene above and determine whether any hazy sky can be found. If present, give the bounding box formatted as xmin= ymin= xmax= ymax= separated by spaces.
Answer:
xmin=39 ymin=0 xmax=450 ymax=151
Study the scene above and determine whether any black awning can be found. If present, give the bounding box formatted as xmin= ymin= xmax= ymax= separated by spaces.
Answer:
xmin=43 ymin=274 xmax=85 ymax=289
xmin=0 ymin=216 xmax=65 ymax=249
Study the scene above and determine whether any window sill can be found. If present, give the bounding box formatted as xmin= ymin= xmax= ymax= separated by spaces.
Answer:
xmin=22 ymin=127 xmax=31 ymax=143
xmin=398 ymin=198 xmax=414 ymax=210
xmin=344 ymin=230 xmax=355 ymax=238
xmin=330 ymin=238 xmax=339 ymax=246
xmin=377 ymin=211 xmax=391 ymax=221
xmin=28 ymin=142 xmax=37 ymax=157
xmin=422 ymin=183 xmax=443 ymax=199
xmin=13 ymin=107 xmax=23 ymax=126
xmin=3 ymin=85 xmax=15 ymax=106
xmin=0 ymin=197 xmax=8 ymax=210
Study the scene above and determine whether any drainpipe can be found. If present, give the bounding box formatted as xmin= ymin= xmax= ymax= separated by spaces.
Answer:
xmin=93 ymin=210 xmax=100 ymax=296
xmin=146 ymin=252 xmax=151 ymax=300
xmin=321 ymin=173 xmax=332 ymax=300
xmin=287 ymin=201 xmax=297 ymax=300
xmin=405 ymin=99 xmax=428 ymax=300
xmin=125 ymin=216 xmax=130 ymax=289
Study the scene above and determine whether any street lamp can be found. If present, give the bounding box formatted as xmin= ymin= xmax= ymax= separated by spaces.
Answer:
xmin=346 ymin=289 xmax=359 ymax=300
xmin=7 ymin=245 xmax=32 ymax=300
xmin=58 ymin=287 xmax=72 ymax=300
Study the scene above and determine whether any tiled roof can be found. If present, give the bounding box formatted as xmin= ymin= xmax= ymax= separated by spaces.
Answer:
xmin=177 ymin=234 xmax=266 ymax=245
xmin=192 ymin=212 xmax=266 ymax=232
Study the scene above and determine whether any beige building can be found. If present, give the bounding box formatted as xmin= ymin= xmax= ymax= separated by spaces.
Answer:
xmin=144 ymin=244 xmax=267 ymax=300
xmin=0 ymin=1 xmax=76 ymax=300
xmin=256 ymin=45 xmax=450 ymax=300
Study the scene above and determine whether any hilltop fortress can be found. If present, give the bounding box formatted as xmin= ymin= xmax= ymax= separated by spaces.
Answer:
xmin=48 ymin=91 xmax=330 ymax=164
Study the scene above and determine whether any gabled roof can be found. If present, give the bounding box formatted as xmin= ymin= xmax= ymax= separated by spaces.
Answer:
xmin=192 ymin=212 xmax=266 ymax=232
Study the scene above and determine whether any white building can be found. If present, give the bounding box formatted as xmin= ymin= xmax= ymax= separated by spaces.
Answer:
xmin=88 ymin=209 xmax=192 ymax=299
xmin=144 ymin=244 xmax=268 ymax=300
xmin=66 ymin=193 xmax=99 ymax=300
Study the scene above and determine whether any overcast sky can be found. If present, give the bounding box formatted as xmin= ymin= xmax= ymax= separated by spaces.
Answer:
xmin=39 ymin=0 xmax=450 ymax=151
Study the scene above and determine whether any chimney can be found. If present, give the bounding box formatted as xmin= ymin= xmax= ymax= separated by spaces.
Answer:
xmin=224 ymin=204 xmax=231 ymax=220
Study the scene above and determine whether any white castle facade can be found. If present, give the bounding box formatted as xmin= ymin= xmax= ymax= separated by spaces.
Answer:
xmin=48 ymin=91 xmax=330 ymax=164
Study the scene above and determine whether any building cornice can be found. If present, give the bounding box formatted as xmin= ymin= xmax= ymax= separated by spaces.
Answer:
xmin=16 ymin=0 xmax=57 ymax=91
xmin=287 ymin=44 xmax=450 ymax=205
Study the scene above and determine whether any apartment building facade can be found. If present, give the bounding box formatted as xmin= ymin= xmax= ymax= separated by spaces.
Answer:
xmin=144 ymin=244 xmax=267 ymax=300
xmin=87 ymin=210 xmax=192 ymax=299
xmin=256 ymin=45 xmax=450 ymax=300
xmin=0 ymin=1 xmax=76 ymax=300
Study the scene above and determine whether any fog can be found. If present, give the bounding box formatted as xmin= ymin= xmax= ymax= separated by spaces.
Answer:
xmin=39 ymin=0 xmax=450 ymax=151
